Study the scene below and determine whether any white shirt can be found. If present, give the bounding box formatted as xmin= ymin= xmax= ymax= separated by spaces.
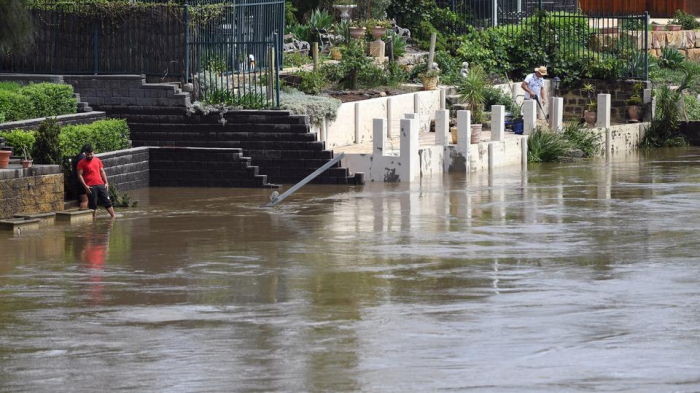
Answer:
xmin=524 ymin=73 xmax=544 ymax=99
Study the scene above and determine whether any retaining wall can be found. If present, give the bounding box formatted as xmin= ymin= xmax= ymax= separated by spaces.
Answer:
xmin=97 ymin=147 xmax=150 ymax=191
xmin=0 ymin=169 xmax=63 ymax=219
xmin=0 ymin=112 xmax=106 ymax=132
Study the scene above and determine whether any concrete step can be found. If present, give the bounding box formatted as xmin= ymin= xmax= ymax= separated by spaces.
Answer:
xmin=13 ymin=212 xmax=56 ymax=225
xmin=0 ymin=218 xmax=41 ymax=233
xmin=55 ymin=209 xmax=93 ymax=223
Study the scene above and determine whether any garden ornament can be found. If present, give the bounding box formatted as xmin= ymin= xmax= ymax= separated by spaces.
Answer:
xmin=460 ymin=62 xmax=469 ymax=78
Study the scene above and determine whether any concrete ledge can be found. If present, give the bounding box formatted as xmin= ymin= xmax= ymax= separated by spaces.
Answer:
xmin=13 ymin=212 xmax=56 ymax=225
xmin=0 ymin=73 xmax=65 ymax=84
xmin=0 ymin=218 xmax=41 ymax=232
xmin=55 ymin=209 xmax=93 ymax=223
xmin=0 ymin=111 xmax=107 ymax=131
xmin=0 ymin=165 xmax=61 ymax=180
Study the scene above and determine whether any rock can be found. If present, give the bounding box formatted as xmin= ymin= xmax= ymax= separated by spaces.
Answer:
xmin=666 ymin=31 xmax=684 ymax=48
xmin=687 ymin=48 xmax=700 ymax=61
xmin=379 ymin=91 xmax=387 ymax=97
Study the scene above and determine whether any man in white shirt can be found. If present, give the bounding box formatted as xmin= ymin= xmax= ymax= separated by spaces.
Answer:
xmin=522 ymin=66 xmax=548 ymax=118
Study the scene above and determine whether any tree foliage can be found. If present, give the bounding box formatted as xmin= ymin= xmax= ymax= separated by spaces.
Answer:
xmin=0 ymin=0 xmax=34 ymax=54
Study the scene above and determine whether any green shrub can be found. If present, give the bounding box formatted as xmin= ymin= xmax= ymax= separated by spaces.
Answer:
xmin=60 ymin=119 xmax=130 ymax=158
xmin=0 ymin=90 xmax=34 ymax=122
xmin=643 ymin=67 xmax=698 ymax=147
xmin=528 ymin=127 xmax=571 ymax=162
xmin=0 ymin=129 xmax=35 ymax=153
xmin=20 ymin=82 xmax=77 ymax=118
xmin=684 ymin=94 xmax=700 ymax=121
xmin=0 ymin=82 xmax=21 ymax=92
xmin=385 ymin=30 xmax=407 ymax=59
xmin=561 ymin=122 xmax=601 ymax=157
xmin=298 ymin=70 xmax=326 ymax=95
xmin=338 ymin=40 xmax=373 ymax=89
xmin=279 ymin=89 xmax=341 ymax=127
xmin=671 ymin=10 xmax=700 ymax=31
xmin=659 ymin=46 xmax=685 ymax=70
xmin=33 ymin=118 xmax=62 ymax=165
xmin=283 ymin=51 xmax=310 ymax=68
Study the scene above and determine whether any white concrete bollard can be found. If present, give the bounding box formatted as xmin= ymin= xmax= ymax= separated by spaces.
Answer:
xmin=521 ymin=136 xmax=528 ymax=170
xmin=643 ymin=88 xmax=653 ymax=104
xmin=435 ymin=109 xmax=450 ymax=146
xmin=523 ymin=100 xmax=536 ymax=135
xmin=596 ymin=93 xmax=611 ymax=129
xmin=491 ymin=105 xmax=505 ymax=142
xmin=549 ymin=97 xmax=564 ymax=132
xmin=400 ymin=118 xmax=419 ymax=180
xmin=373 ymin=118 xmax=386 ymax=157
xmin=440 ymin=88 xmax=446 ymax=110
xmin=488 ymin=143 xmax=494 ymax=172
xmin=354 ymin=102 xmax=361 ymax=144
xmin=457 ymin=110 xmax=471 ymax=155
xmin=414 ymin=93 xmax=420 ymax=115
xmin=605 ymin=128 xmax=612 ymax=157
xmin=387 ymin=97 xmax=395 ymax=138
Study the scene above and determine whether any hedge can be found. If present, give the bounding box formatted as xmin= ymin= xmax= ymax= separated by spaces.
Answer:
xmin=0 ymin=82 xmax=77 ymax=123
xmin=0 ymin=118 xmax=130 ymax=158
xmin=20 ymin=83 xmax=77 ymax=118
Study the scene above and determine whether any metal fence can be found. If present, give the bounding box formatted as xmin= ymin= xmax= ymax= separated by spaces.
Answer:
xmin=0 ymin=0 xmax=283 ymax=106
xmin=412 ymin=0 xmax=649 ymax=80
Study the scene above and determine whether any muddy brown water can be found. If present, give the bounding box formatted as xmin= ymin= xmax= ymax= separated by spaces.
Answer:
xmin=1 ymin=148 xmax=700 ymax=391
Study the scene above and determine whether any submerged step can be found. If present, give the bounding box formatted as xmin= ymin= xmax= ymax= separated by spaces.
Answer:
xmin=13 ymin=212 xmax=56 ymax=225
xmin=0 ymin=218 xmax=41 ymax=232
xmin=55 ymin=209 xmax=94 ymax=223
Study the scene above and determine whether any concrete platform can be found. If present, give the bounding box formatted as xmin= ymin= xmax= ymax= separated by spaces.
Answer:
xmin=13 ymin=212 xmax=56 ymax=225
xmin=0 ymin=218 xmax=41 ymax=232
xmin=55 ymin=209 xmax=94 ymax=223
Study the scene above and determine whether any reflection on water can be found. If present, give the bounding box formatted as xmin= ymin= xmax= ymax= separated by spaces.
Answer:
xmin=1 ymin=148 xmax=700 ymax=391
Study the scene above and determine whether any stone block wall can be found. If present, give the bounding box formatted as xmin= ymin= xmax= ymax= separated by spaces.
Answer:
xmin=150 ymin=147 xmax=272 ymax=188
xmin=97 ymin=147 xmax=150 ymax=191
xmin=62 ymin=75 xmax=191 ymax=113
xmin=559 ymin=80 xmax=648 ymax=124
xmin=0 ymin=173 xmax=63 ymax=219
xmin=647 ymin=30 xmax=700 ymax=60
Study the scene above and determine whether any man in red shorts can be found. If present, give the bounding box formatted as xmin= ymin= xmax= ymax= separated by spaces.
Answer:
xmin=77 ymin=144 xmax=116 ymax=219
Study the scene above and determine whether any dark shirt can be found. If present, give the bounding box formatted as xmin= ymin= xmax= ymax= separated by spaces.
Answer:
xmin=72 ymin=153 xmax=85 ymax=183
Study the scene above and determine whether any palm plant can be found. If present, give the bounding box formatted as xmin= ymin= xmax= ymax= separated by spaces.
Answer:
xmin=659 ymin=46 xmax=685 ymax=70
xmin=458 ymin=66 xmax=487 ymax=124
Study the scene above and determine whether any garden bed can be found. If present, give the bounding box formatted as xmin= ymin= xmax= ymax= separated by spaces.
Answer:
xmin=325 ymin=87 xmax=420 ymax=103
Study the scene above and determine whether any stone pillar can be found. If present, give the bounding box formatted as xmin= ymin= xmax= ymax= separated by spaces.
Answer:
xmin=549 ymin=97 xmax=563 ymax=132
xmin=491 ymin=105 xmax=505 ymax=142
xmin=523 ymin=100 xmax=536 ymax=135
xmin=457 ymin=110 xmax=471 ymax=155
xmin=400 ymin=118 xmax=419 ymax=180
xmin=369 ymin=40 xmax=385 ymax=64
xmin=373 ymin=118 xmax=386 ymax=157
xmin=354 ymin=102 xmax=361 ymax=144
xmin=596 ymin=93 xmax=611 ymax=129
xmin=435 ymin=109 xmax=449 ymax=146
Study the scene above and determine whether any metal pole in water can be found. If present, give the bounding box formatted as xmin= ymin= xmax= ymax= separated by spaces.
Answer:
xmin=266 ymin=152 xmax=346 ymax=207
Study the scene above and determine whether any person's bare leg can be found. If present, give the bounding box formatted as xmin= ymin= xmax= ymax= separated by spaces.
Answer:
xmin=106 ymin=206 xmax=116 ymax=218
xmin=79 ymin=195 xmax=88 ymax=209
xmin=92 ymin=209 xmax=97 ymax=219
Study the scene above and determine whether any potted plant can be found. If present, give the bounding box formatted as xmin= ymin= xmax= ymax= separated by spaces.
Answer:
xmin=420 ymin=68 xmax=440 ymax=91
xmin=348 ymin=21 xmax=365 ymax=40
xmin=330 ymin=45 xmax=343 ymax=60
xmin=667 ymin=21 xmax=682 ymax=31
xmin=21 ymin=146 xmax=33 ymax=168
xmin=0 ymin=148 xmax=10 ymax=169
xmin=627 ymin=83 xmax=643 ymax=122
xmin=367 ymin=19 xmax=390 ymax=41
xmin=458 ymin=66 xmax=487 ymax=143
xmin=583 ymin=83 xmax=597 ymax=126
xmin=332 ymin=0 xmax=357 ymax=23
xmin=651 ymin=22 xmax=665 ymax=32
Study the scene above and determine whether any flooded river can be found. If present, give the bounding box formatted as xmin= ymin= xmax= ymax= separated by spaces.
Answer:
xmin=1 ymin=148 xmax=700 ymax=391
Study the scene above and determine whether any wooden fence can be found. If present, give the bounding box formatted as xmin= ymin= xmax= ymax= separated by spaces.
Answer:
xmin=579 ymin=0 xmax=700 ymax=17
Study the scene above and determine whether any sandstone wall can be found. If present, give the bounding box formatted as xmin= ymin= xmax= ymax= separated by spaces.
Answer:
xmin=0 ymin=173 xmax=63 ymax=219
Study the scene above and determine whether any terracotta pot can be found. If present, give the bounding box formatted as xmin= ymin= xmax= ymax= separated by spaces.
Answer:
xmin=421 ymin=75 xmax=439 ymax=90
xmin=651 ymin=24 xmax=665 ymax=31
xmin=584 ymin=110 xmax=597 ymax=125
xmin=628 ymin=105 xmax=642 ymax=122
xmin=330 ymin=47 xmax=342 ymax=60
xmin=21 ymin=159 xmax=33 ymax=169
xmin=470 ymin=124 xmax=482 ymax=144
xmin=0 ymin=150 xmax=10 ymax=169
xmin=349 ymin=27 xmax=365 ymax=40
xmin=371 ymin=27 xmax=387 ymax=40
xmin=667 ymin=24 xmax=681 ymax=31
